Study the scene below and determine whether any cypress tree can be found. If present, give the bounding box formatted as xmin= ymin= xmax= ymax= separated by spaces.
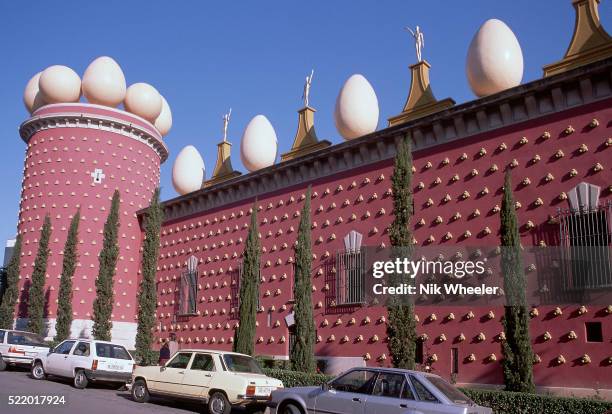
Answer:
xmin=233 ymin=202 xmax=260 ymax=355
xmin=0 ymin=235 xmax=22 ymax=329
xmin=92 ymin=190 xmax=120 ymax=341
xmin=55 ymin=210 xmax=80 ymax=342
xmin=28 ymin=215 xmax=52 ymax=335
xmin=135 ymin=189 xmax=163 ymax=365
xmin=291 ymin=186 xmax=316 ymax=373
xmin=500 ymin=170 xmax=535 ymax=393
xmin=386 ymin=138 xmax=417 ymax=369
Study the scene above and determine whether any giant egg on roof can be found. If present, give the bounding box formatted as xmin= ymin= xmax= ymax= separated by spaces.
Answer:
xmin=334 ymin=74 xmax=379 ymax=140
xmin=23 ymin=72 xmax=46 ymax=114
xmin=240 ymin=115 xmax=278 ymax=172
xmin=124 ymin=82 xmax=163 ymax=123
xmin=466 ymin=19 xmax=523 ymax=97
xmin=38 ymin=65 xmax=82 ymax=104
xmin=172 ymin=145 xmax=205 ymax=195
xmin=82 ymin=56 xmax=126 ymax=107
xmin=154 ymin=95 xmax=173 ymax=137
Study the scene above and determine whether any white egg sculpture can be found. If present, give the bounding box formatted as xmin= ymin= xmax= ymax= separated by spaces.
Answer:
xmin=38 ymin=65 xmax=81 ymax=104
xmin=124 ymin=82 xmax=163 ymax=123
xmin=240 ymin=115 xmax=278 ymax=172
xmin=23 ymin=72 xmax=46 ymax=113
xmin=334 ymin=74 xmax=379 ymax=140
xmin=172 ymin=145 xmax=205 ymax=195
xmin=82 ymin=56 xmax=126 ymax=107
xmin=154 ymin=96 xmax=173 ymax=137
xmin=466 ymin=19 xmax=523 ymax=97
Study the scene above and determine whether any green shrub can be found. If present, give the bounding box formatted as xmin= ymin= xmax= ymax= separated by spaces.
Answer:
xmin=262 ymin=368 xmax=612 ymax=414
xmin=262 ymin=368 xmax=332 ymax=388
xmin=461 ymin=388 xmax=612 ymax=414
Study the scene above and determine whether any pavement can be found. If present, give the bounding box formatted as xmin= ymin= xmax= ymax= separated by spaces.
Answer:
xmin=0 ymin=367 xmax=217 ymax=414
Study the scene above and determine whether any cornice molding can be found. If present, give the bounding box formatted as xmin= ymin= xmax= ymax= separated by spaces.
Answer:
xmin=19 ymin=111 xmax=169 ymax=163
xmin=154 ymin=58 xmax=612 ymax=222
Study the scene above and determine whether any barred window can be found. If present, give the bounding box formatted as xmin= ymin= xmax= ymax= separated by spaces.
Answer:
xmin=179 ymin=256 xmax=198 ymax=315
xmin=336 ymin=231 xmax=365 ymax=305
xmin=559 ymin=201 xmax=612 ymax=289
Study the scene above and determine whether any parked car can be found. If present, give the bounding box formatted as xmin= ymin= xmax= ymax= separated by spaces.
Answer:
xmin=0 ymin=329 xmax=50 ymax=370
xmin=130 ymin=349 xmax=283 ymax=414
xmin=266 ymin=367 xmax=492 ymax=414
xmin=31 ymin=338 xmax=135 ymax=389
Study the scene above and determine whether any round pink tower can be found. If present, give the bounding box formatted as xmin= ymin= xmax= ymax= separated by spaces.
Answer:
xmin=16 ymin=103 xmax=168 ymax=346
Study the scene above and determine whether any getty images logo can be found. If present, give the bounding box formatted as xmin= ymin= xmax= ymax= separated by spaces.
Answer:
xmin=372 ymin=257 xmax=487 ymax=279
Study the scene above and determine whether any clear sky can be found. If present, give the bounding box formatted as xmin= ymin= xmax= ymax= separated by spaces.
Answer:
xmin=1 ymin=0 xmax=611 ymax=262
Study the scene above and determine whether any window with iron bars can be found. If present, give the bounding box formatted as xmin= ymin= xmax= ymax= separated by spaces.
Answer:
xmin=558 ymin=201 xmax=612 ymax=289
xmin=178 ymin=269 xmax=198 ymax=315
xmin=335 ymin=249 xmax=366 ymax=305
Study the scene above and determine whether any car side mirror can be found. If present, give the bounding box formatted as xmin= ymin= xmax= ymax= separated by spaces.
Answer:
xmin=321 ymin=382 xmax=330 ymax=391
xmin=160 ymin=366 xmax=166 ymax=371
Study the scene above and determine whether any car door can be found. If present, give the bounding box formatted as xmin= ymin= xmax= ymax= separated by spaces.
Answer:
xmin=153 ymin=352 xmax=193 ymax=395
xmin=69 ymin=341 xmax=91 ymax=375
xmin=181 ymin=352 xmax=216 ymax=398
xmin=404 ymin=374 xmax=448 ymax=414
xmin=364 ymin=372 xmax=414 ymax=414
xmin=314 ymin=369 xmax=377 ymax=414
xmin=46 ymin=340 xmax=76 ymax=377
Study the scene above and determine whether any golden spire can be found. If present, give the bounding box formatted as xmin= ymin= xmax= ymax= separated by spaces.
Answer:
xmin=203 ymin=139 xmax=241 ymax=188
xmin=388 ymin=60 xmax=455 ymax=127
xmin=281 ymin=105 xmax=330 ymax=162
xmin=543 ymin=0 xmax=612 ymax=77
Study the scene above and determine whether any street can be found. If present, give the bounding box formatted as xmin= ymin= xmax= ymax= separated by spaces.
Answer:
xmin=0 ymin=368 xmax=216 ymax=414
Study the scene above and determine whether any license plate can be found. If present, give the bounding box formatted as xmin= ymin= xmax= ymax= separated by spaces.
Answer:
xmin=107 ymin=364 xmax=123 ymax=371
xmin=256 ymin=386 xmax=274 ymax=396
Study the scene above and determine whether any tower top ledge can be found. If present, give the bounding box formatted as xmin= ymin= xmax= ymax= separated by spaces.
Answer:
xmin=19 ymin=102 xmax=168 ymax=163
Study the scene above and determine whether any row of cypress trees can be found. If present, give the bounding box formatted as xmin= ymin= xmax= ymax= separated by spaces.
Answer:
xmin=232 ymin=138 xmax=534 ymax=390
xmin=0 ymin=189 xmax=164 ymax=365
xmin=385 ymin=139 xmax=534 ymax=392
xmin=233 ymin=187 xmax=317 ymax=372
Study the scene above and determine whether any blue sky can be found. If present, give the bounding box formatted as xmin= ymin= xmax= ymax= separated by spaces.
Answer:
xmin=1 ymin=1 xmax=611 ymax=261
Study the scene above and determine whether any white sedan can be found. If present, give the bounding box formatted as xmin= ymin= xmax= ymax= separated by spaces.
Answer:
xmin=31 ymin=339 xmax=135 ymax=389
xmin=130 ymin=349 xmax=283 ymax=414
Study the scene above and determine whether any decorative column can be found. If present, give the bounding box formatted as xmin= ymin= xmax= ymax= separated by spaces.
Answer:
xmin=388 ymin=60 xmax=454 ymax=127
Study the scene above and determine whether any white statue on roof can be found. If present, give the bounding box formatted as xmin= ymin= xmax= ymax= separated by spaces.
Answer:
xmin=405 ymin=25 xmax=424 ymax=62
xmin=222 ymin=108 xmax=232 ymax=142
xmin=302 ymin=69 xmax=314 ymax=107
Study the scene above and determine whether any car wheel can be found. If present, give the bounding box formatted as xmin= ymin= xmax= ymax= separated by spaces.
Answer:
xmin=207 ymin=391 xmax=231 ymax=414
xmin=132 ymin=379 xmax=150 ymax=403
xmin=0 ymin=357 xmax=6 ymax=372
xmin=31 ymin=361 xmax=46 ymax=380
xmin=281 ymin=403 xmax=303 ymax=414
xmin=73 ymin=369 xmax=88 ymax=389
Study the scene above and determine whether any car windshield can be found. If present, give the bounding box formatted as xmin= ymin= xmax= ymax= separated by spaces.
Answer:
xmin=95 ymin=343 xmax=132 ymax=360
xmin=223 ymin=354 xmax=263 ymax=374
xmin=7 ymin=331 xmax=46 ymax=347
xmin=425 ymin=376 xmax=471 ymax=405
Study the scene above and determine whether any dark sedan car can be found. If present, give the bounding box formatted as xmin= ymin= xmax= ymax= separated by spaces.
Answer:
xmin=265 ymin=367 xmax=492 ymax=414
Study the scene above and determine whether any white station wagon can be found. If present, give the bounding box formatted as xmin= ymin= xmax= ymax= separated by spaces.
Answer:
xmin=31 ymin=339 xmax=135 ymax=389
xmin=130 ymin=349 xmax=283 ymax=414
xmin=0 ymin=329 xmax=50 ymax=370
